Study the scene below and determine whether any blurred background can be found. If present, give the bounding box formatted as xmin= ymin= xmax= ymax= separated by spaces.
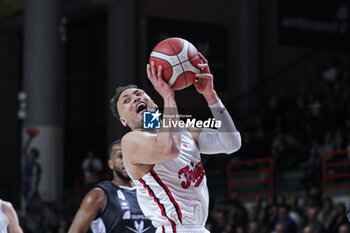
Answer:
xmin=0 ymin=0 xmax=349 ymax=232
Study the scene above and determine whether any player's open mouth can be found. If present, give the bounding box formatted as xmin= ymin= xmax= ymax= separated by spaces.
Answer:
xmin=136 ymin=102 xmax=147 ymax=114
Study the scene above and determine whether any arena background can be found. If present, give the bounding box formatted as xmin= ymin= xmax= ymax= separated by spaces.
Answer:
xmin=0 ymin=0 xmax=349 ymax=232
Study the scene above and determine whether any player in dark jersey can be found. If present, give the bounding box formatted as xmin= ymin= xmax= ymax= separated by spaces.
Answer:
xmin=68 ymin=140 xmax=155 ymax=233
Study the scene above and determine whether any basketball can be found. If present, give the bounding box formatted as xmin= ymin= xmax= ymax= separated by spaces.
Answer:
xmin=149 ymin=37 xmax=201 ymax=90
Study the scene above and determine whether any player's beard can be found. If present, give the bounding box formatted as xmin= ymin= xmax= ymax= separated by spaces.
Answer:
xmin=114 ymin=168 xmax=131 ymax=181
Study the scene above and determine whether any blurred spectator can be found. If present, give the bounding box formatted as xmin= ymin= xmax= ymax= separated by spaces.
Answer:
xmin=303 ymin=140 xmax=322 ymax=187
xmin=303 ymin=226 xmax=314 ymax=233
xmin=289 ymin=195 xmax=302 ymax=229
xmin=57 ymin=216 xmax=68 ymax=233
xmin=257 ymin=208 xmax=268 ymax=230
xmin=276 ymin=195 xmax=286 ymax=206
xmin=309 ymin=187 xmax=322 ymax=208
xmin=23 ymin=147 xmax=42 ymax=206
xmin=230 ymin=199 xmax=248 ymax=229
xmin=317 ymin=197 xmax=333 ymax=231
xmin=204 ymin=190 xmax=350 ymax=233
xmin=339 ymin=224 xmax=350 ymax=233
xmin=304 ymin=206 xmax=324 ymax=233
xmin=329 ymin=203 xmax=348 ymax=233
xmin=268 ymin=205 xmax=278 ymax=230
xmin=274 ymin=205 xmax=297 ymax=233
xmin=209 ymin=208 xmax=227 ymax=233
xmin=275 ymin=205 xmax=297 ymax=233
xmin=334 ymin=132 xmax=345 ymax=151
xmin=347 ymin=202 xmax=350 ymax=224
xmin=308 ymin=94 xmax=321 ymax=117
xmin=81 ymin=150 xmax=103 ymax=184
xmin=320 ymin=133 xmax=334 ymax=156
xmin=236 ymin=226 xmax=245 ymax=233
xmin=248 ymin=221 xmax=258 ymax=233
xmin=266 ymin=195 xmax=276 ymax=210
xmin=222 ymin=223 xmax=233 ymax=233
xmin=322 ymin=62 xmax=338 ymax=82
xmin=272 ymin=133 xmax=286 ymax=158
xmin=274 ymin=223 xmax=285 ymax=233
xmin=248 ymin=207 xmax=258 ymax=223
xmin=347 ymin=133 xmax=350 ymax=158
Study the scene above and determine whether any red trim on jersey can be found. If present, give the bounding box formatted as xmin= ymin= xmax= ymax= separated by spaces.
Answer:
xmin=151 ymin=169 xmax=183 ymax=223
xmin=138 ymin=178 xmax=177 ymax=233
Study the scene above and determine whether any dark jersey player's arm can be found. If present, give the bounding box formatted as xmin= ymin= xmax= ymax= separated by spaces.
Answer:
xmin=68 ymin=188 xmax=107 ymax=233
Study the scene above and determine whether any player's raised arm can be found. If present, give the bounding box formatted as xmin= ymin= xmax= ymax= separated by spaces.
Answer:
xmin=190 ymin=52 xmax=241 ymax=154
xmin=68 ymin=189 xmax=106 ymax=233
xmin=122 ymin=61 xmax=182 ymax=165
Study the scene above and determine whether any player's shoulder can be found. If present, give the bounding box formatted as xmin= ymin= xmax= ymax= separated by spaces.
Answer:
xmin=1 ymin=200 xmax=16 ymax=218
xmin=122 ymin=130 xmax=157 ymax=147
xmin=95 ymin=180 xmax=110 ymax=187
xmin=1 ymin=200 xmax=13 ymax=212
xmin=122 ymin=130 xmax=154 ymax=139
xmin=122 ymin=131 xmax=136 ymax=141
xmin=75 ymin=187 xmax=108 ymax=214
xmin=95 ymin=181 xmax=117 ymax=191
xmin=121 ymin=131 xmax=137 ymax=144
xmin=83 ymin=187 xmax=107 ymax=206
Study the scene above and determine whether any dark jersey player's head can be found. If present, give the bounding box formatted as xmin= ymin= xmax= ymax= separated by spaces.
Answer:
xmin=108 ymin=139 xmax=130 ymax=181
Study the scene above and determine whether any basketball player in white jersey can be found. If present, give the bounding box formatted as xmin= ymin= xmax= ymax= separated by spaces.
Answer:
xmin=110 ymin=53 xmax=241 ymax=233
xmin=0 ymin=199 xmax=23 ymax=233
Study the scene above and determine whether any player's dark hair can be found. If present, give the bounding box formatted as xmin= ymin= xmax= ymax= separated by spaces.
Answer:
xmin=110 ymin=84 xmax=138 ymax=119
xmin=108 ymin=139 xmax=121 ymax=159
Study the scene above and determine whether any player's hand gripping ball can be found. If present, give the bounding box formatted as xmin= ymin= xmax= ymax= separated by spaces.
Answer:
xmin=149 ymin=37 xmax=201 ymax=90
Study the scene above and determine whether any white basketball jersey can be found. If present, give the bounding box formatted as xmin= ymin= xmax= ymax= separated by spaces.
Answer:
xmin=125 ymin=129 xmax=209 ymax=233
xmin=0 ymin=200 xmax=8 ymax=233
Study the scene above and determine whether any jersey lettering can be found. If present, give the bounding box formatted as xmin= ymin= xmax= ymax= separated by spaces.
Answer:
xmin=117 ymin=189 xmax=125 ymax=200
xmin=178 ymin=162 xmax=205 ymax=189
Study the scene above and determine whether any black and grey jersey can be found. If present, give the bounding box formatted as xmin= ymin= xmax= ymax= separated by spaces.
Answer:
xmin=90 ymin=181 xmax=155 ymax=233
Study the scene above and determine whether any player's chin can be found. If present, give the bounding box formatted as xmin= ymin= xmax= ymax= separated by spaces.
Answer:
xmin=130 ymin=118 xmax=143 ymax=129
xmin=135 ymin=111 xmax=147 ymax=123
xmin=122 ymin=170 xmax=129 ymax=177
xmin=136 ymin=108 xmax=148 ymax=116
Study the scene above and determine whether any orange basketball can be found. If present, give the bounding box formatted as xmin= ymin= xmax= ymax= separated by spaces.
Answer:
xmin=149 ymin=37 xmax=201 ymax=90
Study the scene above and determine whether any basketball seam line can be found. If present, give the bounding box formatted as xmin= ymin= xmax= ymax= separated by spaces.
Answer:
xmin=150 ymin=54 xmax=179 ymax=70
xmin=162 ymin=54 xmax=199 ymax=71
xmin=151 ymin=51 xmax=199 ymax=72
xmin=149 ymin=56 xmax=174 ymax=76
xmin=166 ymin=39 xmax=188 ymax=87
xmin=150 ymin=50 xmax=177 ymax=57
xmin=172 ymin=70 xmax=197 ymax=88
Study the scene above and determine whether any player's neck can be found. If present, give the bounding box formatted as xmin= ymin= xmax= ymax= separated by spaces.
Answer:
xmin=111 ymin=175 xmax=133 ymax=187
xmin=133 ymin=127 xmax=159 ymax=133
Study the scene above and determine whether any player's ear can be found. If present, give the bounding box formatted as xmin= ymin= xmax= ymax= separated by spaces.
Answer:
xmin=120 ymin=117 xmax=128 ymax=127
xmin=108 ymin=158 xmax=113 ymax=170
